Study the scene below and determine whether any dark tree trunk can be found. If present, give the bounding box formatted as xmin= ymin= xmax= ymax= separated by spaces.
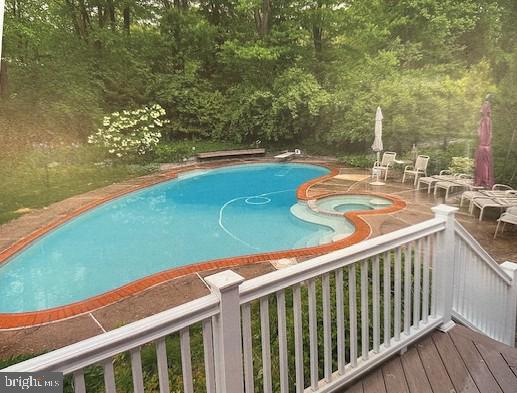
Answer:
xmin=123 ymin=6 xmax=130 ymax=34
xmin=313 ymin=26 xmax=322 ymax=53
xmin=312 ymin=0 xmax=323 ymax=53
xmin=98 ymin=4 xmax=104 ymax=28
xmin=65 ymin=0 xmax=83 ymax=38
xmin=107 ymin=0 xmax=116 ymax=29
xmin=254 ymin=0 xmax=271 ymax=37
xmin=78 ymin=0 xmax=91 ymax=36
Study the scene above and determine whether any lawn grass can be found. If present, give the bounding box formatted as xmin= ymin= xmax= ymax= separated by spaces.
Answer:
xmin=0 ymin=140 xmax=247 ymax=225
xmin=0 ymin=161 xmax=157 ymax=225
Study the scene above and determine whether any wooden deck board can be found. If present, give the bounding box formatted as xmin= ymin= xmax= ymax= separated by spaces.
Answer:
xmin=381 ymin=357 xmax=410 ymax=393
xmin=431 ymin=331 xmax=480 ymax=393
xmin=362 ymin=368 xmax=387 ymax=393
xmin=449 ymin=329 xmax=503 ymax=393
xmin=345 ymin=381 xmax=364 ymax=393
xmin=474 ymin=341 xmax=517 ymax=393
xmin=417 ymin=336 xmax=456 ymax=393
xmin=339 ymin=326 xmax=517 ymax=393
xmin=400 ymin=347 xmax=433 ymax=393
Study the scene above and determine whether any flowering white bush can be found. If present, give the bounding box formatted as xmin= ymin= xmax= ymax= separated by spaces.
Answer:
xmin=88 ymin=104 xmax=169 ymax=158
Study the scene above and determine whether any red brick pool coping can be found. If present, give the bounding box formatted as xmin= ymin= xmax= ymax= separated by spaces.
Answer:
xmin=0 ymin=162 xmax=405 ymax=329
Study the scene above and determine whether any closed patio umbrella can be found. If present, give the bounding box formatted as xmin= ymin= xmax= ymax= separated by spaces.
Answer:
xmin=372 ymin=106 xmax=383 ymax=163
xmin=370 ymin=107 xmax=385 ymax=185
xmin=474 ymin=100 xmax=494 ymax=188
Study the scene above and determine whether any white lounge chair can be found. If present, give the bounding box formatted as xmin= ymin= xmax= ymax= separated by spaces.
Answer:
xmin=434 ymin=175 xmax=479 ymax=201
xmin=372 ymin=151 xmax=397 ymax=182
xmin=471 ymin=192 xmax=517 ymax=221
xmin=494 ymin=206 xmax=517 ymax=238
xmin=417 ymin=170 xmax=457 ymax=193
xmin=460 ymin=184 xmax=514 ymax=209
xmin=402 ymin=155 xmax=429 ymax=186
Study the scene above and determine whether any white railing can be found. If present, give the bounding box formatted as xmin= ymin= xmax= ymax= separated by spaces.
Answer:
xmin=3 ymin=204 xmax=517 ymax=393
xmin=452 ymin=223 xmax=517 ymax=345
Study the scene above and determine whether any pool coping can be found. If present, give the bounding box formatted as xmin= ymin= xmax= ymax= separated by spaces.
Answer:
xmin=0 ymin=161 xmax=406 ymax=329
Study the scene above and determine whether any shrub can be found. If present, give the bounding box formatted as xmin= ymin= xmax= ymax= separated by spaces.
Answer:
xmin=448 ymin=156 xmax=474 ymax=175
xmin=338 ymin=153 xmax=373 ymax=168
xmin=88 ymin=105 xmax=169 ymax=159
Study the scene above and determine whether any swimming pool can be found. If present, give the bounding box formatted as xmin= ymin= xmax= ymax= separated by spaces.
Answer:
xmin=1 ymin=163 xmax=343 ymax=313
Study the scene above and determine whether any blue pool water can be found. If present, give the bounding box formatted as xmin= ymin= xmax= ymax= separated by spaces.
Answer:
xmin=0 ymin=163 xmax=334 ymax=312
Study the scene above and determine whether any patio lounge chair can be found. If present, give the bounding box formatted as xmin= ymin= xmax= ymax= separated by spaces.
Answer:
xmin=417 ymin=170 xmax=457 ymax=193
xmin=494 ymin=206 xmax=517 ymax=239
xmin=460 ymin=184 xmax=514 ymax=209
xmin=402 ymin=155 xmax=429 ymax=186
xmin=471 ymin=192 xmax=517 ymax=221
xmin=372 ymin=151 xmax=397 ymax=182
xmin=434 ymin=175 xmax=479 ymax=201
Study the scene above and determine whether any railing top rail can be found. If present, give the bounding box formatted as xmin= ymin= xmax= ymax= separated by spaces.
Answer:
xmin=239 ymin=217 xmax=446 ymax=304
xmin=455 ymin=223 xmax=513 ymax=285
xmin=3 ymin=294 xmax=220 ymax=374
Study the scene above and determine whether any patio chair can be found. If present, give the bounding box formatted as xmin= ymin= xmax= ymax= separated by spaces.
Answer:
xmin=402 ymin=155 xmax=429 ymax=186
xmin=417 ymin=170 xmax=456 ymax=193
xmin=433 ymin=175 xmax=477 ymax=201
xmin=471 ymin=191 xmax=517 ymax=221
xmin=372 ymin=152 xmax=397 ymax=182
xmin=460 ymin=184 xmax=514 ymax=209
xmin=494 ymin=206 xmax=517 ymax=239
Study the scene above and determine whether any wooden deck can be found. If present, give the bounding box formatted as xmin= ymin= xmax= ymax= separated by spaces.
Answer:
xmin=343 ymin=325 xmax=517 ymax=393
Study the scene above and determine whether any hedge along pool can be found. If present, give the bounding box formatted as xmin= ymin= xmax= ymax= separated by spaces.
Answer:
xmin=1 ymin=163 xmax=345 ymax=313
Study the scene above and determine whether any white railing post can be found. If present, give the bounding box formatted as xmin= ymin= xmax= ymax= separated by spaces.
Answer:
xmin=500 ymin=261 xmax=517 ymax=346
xmin=431 ymin=204 xmax=458 ymax=332
xmin=205 ymin=270 xmax=245 ymax=393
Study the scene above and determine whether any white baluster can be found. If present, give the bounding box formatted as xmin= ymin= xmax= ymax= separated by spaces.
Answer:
xmin=155 ymin=338 xmax=169 ymax=393
xmin=348 ymin=265 xmax=357 ymax=367
xmin=260 ymin=297 xmax=272 ymax=393
xmin=413 ymin=239 xmax=421 ymax=329
xmin=130 ymin=347 xmax=145 ymax=393
xmin=293 ymin=284 xmax=305 ymax=393
xmin=180 ymin=328 xmax=194 ymax=393
xmin=308 ymin=278 xmax=319 ymax=390
xmin=372 ymin=255 xmax=380 ymax=353
xmin=73 ymin=370 xmax=86 ymax=393
xmin=335 ymin=268 xmax=346 ymax=374
xmin=394 ymin=248 xmax=402 ymax=341
xmin=361 ymin=260 xmax=369 ymax=361
xmin=276 ymin=290 xmax=289 ymax=393
xmin=241 ymin=304 xmax=254 ymax=393
xmin=202 ymin=319 xmax=216 ymax=393
xmin=102 ymin=359 xmax=116 ymax=393
xmin=403 ymin=244 xmax=412 ymax=335
xmin=431 ymin=233 xmax=438 ymax=318
xmin=322 ymin=273 xmax=332 ymax=382
xmin=422 ymin=236 xmax=430 ymax=323
xmin=383 ymin=251 xmax=391 ymax=347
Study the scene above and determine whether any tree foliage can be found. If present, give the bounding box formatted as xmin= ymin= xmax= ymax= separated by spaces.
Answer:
xmin=1 ymin=0 xmax=517 ymax=182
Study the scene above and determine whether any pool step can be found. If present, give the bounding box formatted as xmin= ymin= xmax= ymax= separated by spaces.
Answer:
xmin=290 ymin=203 xmax=354 ymax=248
